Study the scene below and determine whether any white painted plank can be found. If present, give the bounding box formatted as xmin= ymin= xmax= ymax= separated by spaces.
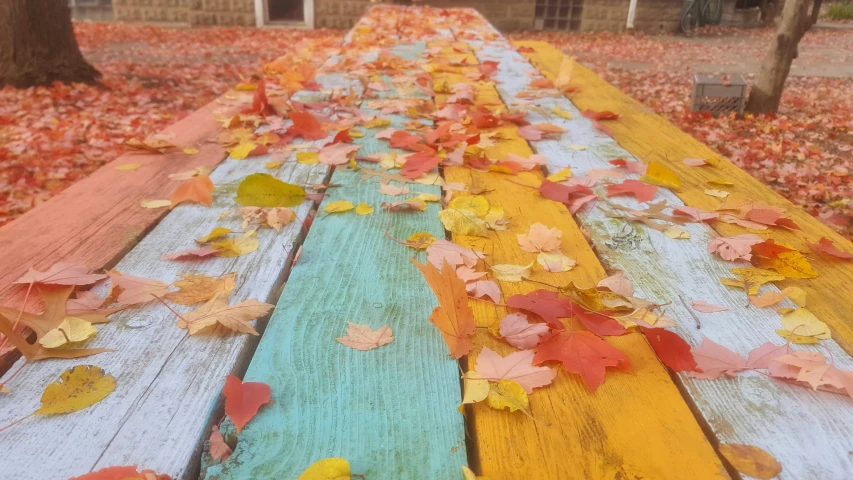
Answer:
xmin=470 ymin=35 xmax=853 ymax=479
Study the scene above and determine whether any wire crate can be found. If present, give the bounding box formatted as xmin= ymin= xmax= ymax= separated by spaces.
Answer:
xmin=691 ymin=74 xmax=748 ymax=117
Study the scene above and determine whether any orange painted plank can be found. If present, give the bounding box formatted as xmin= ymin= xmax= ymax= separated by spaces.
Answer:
xmin=0 ymin=98 xmax=240 ymax=304
xmin=430 ymin=41 xmax=728 ymax=480
xmin=517 ymin=40 xmax=853 ymax=357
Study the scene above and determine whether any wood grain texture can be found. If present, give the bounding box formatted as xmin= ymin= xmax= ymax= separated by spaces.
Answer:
xmin=0 ymin=97 xmax=243 ymax=305
xmin=431 ymin=35 xmax=728 ymax=480
xmin=203 ymin=120 xmax=467 ymax=479
xmin=0 ymin=151 xmax=328 ymax=480
xmin=501 ymin=39 xmax=853 ymax=479
xmin=517 ymin=41 xmax=853 ymax=359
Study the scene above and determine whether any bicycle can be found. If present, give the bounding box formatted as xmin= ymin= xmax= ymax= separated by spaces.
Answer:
xmin=680 ymin=0 xmax=724 ymax=35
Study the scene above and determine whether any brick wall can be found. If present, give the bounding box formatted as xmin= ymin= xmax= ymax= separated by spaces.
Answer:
xmin=113 ymin=0 xmax=190 ymax=23
xmin=314 ymin=0 xmax=376 ymax=29
xmin=412 ymin=0 xmax=536 ymax=31
xmin=114 ymin=0 xmax=253 ymax=25
xmin=580 ymin=0 xmax=683 ymax=33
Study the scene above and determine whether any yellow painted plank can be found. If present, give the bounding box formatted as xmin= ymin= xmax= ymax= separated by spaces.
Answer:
xmin=430 ymin=42 xmax=728 ymax=480
xmin=517 ymin=40 xmax=853 ymax=358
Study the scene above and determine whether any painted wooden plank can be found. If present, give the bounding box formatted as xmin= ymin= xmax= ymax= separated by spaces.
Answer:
xmin=429 ymin=36 xmax=728 ymax=479
xmin=480 ymin=36 xmax=853 ymax=478
xmin=517 ymin=41 xmax=853 ymax=359
xmin=0 ymin=97 xmax=241 ymax=306
xmin=203 ymin=116 xmax=467 ymax=478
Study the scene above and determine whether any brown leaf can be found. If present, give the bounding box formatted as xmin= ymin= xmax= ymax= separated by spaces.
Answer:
xmin=411 ymin=259 xmax=476 ymax=359
xmin=718 ymin=443 xmax=782 ymax=480
xmin=209 ymin=425 xmax=233 ymax=463
xmin=335 ymin=322 xmax=394 ymax=351
xmin=164 ymin=273 xmax=237 ymax=306
xmin=176 ymin=293 xmax=273 ymax=335
xmin=171 ymin=174 xmax=214 ymax=208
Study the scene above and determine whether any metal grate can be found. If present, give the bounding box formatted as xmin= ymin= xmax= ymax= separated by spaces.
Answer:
xmin=691 ymin=74 xmax=748 ymax=117
xmin=534 ymin=0 xmax=584 ymax=31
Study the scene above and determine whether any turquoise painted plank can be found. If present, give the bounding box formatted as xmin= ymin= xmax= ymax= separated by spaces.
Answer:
xmin=203 ymin=107 xmax=467 ymax=478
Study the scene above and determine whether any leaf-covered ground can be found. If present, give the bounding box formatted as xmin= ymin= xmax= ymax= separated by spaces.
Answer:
xmin=510 ymin=26 xmax=853 ymax=240
xmin=1 ymin=23 xmax=850 ymax=239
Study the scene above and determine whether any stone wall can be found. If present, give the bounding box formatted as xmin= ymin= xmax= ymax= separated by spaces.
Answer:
xmin=314 ymin=0 xmax=375 ymax=29
xmin=413 ymin=0 xmax=536 ymax=31
xmin=580 ymin=0 xmax=684 ymax=33
xmin=113 ymin=0 xmax=254 ymax=25
xmin=113 ymin=0 xmax=190 ymax=23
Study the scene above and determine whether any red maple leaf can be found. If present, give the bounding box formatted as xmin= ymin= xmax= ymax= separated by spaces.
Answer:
xmin=400 ymin=151 xmax=441 ymax=179
xmin=642 ymin=327 xmax=698 ymax=372
xmin=223 ymin=375 xmax=272 ymax=433
xmin=534 ymin=330 xmax=631 ymax=391
xmin=287 ymin=110 xmax=326 ymax=141
xmin=605 ymin=179 xmax=658 ymax=203
xmin=506 ymin=289 xmax=573 ymax=328
xmin=582 ymin=109 xmax=620 ymax=121
xmin=751 ymin=239 xmax=794 ymax=260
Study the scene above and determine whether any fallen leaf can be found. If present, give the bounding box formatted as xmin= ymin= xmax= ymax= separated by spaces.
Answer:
xmin=355 ymin=203 xmax=374 ymax=215
xmin=115 ymin=163 xmax=142 ymax=171
xmin=36 ymin=365 xmax=116 ymax=415
xmin=196 ymin=227 xmax=232 ymax=243
xmin=779 ymin=308 xmax=830 ymax=339
xmin=769 ymin=350 xmax=853 ymax=396
xmin=211 ymin=230 xmax=259 ymax=258
xmin=708 ymin=234 xmax=763 ymax=262
xmin=209 ymin=425 xmax=232 ymax=463
xmin=534 ymin=330 xmax=631 ymax=391
xmin=15 ymin=262 xmax=106 ymax=286
xmin=596 ymin=271 xmax=634 ymax=297
xmin=682 ymin=158 xmax=707 ymax=166
xmin=297 ymin=458 xmax=352 ymax=480
xmin=448 ymin=195 xmax=490 ymax=217
xmin=753 ymin=245 xmax=818 ymax=279
xmin=288 ymin=110 xmax=326 ymax=141
xmin=379 ymin=184 xmax=410 ymax=196
xmin=486 ymin=380 xmax=530 ymax=413
xmin=688 ymin=337 xmax=747 ymax=379
xmin=439 ymin=208 xmax=489 ymax=237
xmin=39 ymin=317 xmax=97 ymax=349
xmin=475 ymin=347 xmax=556 ymax=393
xmin=807 ymin=237 xmax=853 ymax=259
xmin=107 ymin=271 xmax=169 ymax=305
xmin=222 ymin=375 xmax=271 ymax=433
xmin=296 ymin=151 xmax=319 ymax=164
xmin=68 ymin=466 xmax=169 ymax=480
xmin=775 ymin=329 xmax=820 ymax=344
xmin=235 ymin=173 xmax=306 ymax=207
xmin=140 ymin=199 xmax=171 ymax=209
xmin=639 ymin=162 xmax=680 ymax=190
xmin=606 ymin=180 xmax=658 ymax=202
xmin=672 ymin=206 xmax=719 ymax=222
xmin=499 ymin=313 xmax=550 ymax=349
xmin=336 ymin=322 xmax=394 ymax=351
xmin=718 ymin=443 xmax=783 ymax=480
xmin=184 ymin=147 xmax=200 ymax=155
xmin=412 ymin=259 xmax=476 ymax=359
xmin=691 ymin=300 xmax=728 ymax=313
xmin=745 ymin=342 xmax=790 ymax=370
xmin=642 ymin=327 xmax=698 ymax=372
xmin=517 ymin=222 xmax=562 ymax=253
xmin=466 ymin=280 xmax=501 ymax=303
xmin=425 ymin=239 xmax=484 ymax=269
xmin=324 ymin=200 xmax=355 ymax=213
xmin=663 ymin=226 xmax=690 ymax=239
xmin=162 ymin=247 xmax=220 ymax=261
xmin=171 ymin=174 xmax=214 ymax=208
xmin=490 ymin=262 xmax=533 ymax=282
xmin=750 ymin=287 xmax=806 ymax=308
xmin=461 ymin=371 xmax=490 ymax=406
xmin=538 ymin=179 xmax=596 ymax=214
xmin=165 ymin=273 xmax=237 ymax=305
xmin=506 ymin=289 xmax=572 ymax=327
xmin=229 ymin=142 xmax=257 ymax=160
xmin=720 ymin=267 xmax=785 ymax=295
xmin=536 ymin=252 xmax=576 ymax=272
xmin=177 ymin=293 xmax=272 ymax=335
xmin=546 ymin=167 xmax=572 ymax=182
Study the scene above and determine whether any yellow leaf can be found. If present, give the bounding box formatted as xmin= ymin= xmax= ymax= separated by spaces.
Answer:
xmin=555 ymin=55 xmax=574 ymax=88
xmin=196 ymin=227 xmax=233 ymax=243
xmin=663 ymin=226 xmax=690 ymax=239
xmin=229 ymin=142 xmax=257 ymax=160
xmin=461 ymin=466 xmax=478 ymax=480
xmin=365 ymin=117 xmax=391 ymax=129
xmin=483 ymin=205 xmax=507 ymax=231
xmin=718 ymin=443 xmax=782 ymax=480
xmin=787 ymin=286 xmax=807 ymax=307
xmin=553 ymin=106 xmax=572 ymax=119
xmin=460 ymin=371 xmax=489 ymax=406
xmin=775 ymin=329 xmax=820 ymax=344
xmin=406 ymin=231 xmax=436 ymax=249
xmin=234 ymin=83 xmax=257 ymax=91
xmin=750 ymin=286 xmax=806 ymax=308
xmin=183 ymin=147 xmax=200 ymax=155
xmin=177 ymin=293 xmax=272 ymax=335
xmin=212 ymin=230 xmax=259 ymax=257
xmin=704 ymin=189 xmax=729 ymax=199
xmin=164 ymin=272 xmax=237 ymax=306
xmin=115 ymin=163 xmax=142 ymax=171
xmin=439 ymin=209 xmax=489 ymax=237
xmin=566 ymin=144 xmax=587 ymax=151
xmin=708 ymin=179 xmax=734 ymax=186
xmin=409 ymin=193 xmax=440 ymax=203
xmin=486 ymin=380 xmax=529 ymax=413
xmin=779 ymin=308 xmax=830 ymax=339
xmin=414 ymin=171 xmax=444 ymax=186
xmin=297 ymin=151 xmax=320 ymax=164
xmin=348 ymin=128 xmax=364 ymax=138
xmin=265 ymin=160 xmax=282 ymax=169
xmin=448 ymin=195 xmax=490 ymax=217
xmin=546 ymin=168 xmax=572 ymax=182
xmin=754 ymin=246 xmax=818 ymax=279
xmin=490 ymin=262 xmax=533 ymax=282
xmin=35 ymin=365 xmax=116 ymax=415
xmin=720 ymin=267 xmax=784 ymax=295
xmin=235 ymin=173 xmax=306 ymax=207
xmin=140 ymin=199 xmax=171 ymax=209
xmin=536 ymin=252 xmax=576 ymax=272
xmin=38 ymin=317 xmax=97 ymax=349
xmin=324 ymin=200 xmax=355 ymax=213
xmin=355 ymin=203 xmax=374 ymax=215
xmin=297 ymin=457 xmax=352 ymax=480
xmin=640 ymin=162 xmax=681 ymax=190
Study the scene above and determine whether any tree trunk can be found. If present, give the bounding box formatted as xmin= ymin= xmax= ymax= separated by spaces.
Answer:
xmin=0 ymin=0 xmax=101 ymax=88
xmin=746 ymin=0 xmax=820 ymax=114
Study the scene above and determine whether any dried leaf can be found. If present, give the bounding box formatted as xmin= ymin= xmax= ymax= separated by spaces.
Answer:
xmin=475 ymin=347 xmax=556 ymax=393
xmin=779 ymin=308 xmax=830 ymax=340
xmin=534 ymin=330 xmax=631 ymax=391
xmin=39 ymin=317 xmax=97 ymax=349
xmin=223 ymin=375 xmax=271 ymax=433
xmin=438 ymin=208 xmax=489 ymax=237
xmin=536 ymin=252 xmax=576 ymax=272
xmin=412 ymin=259 xmax=476 ymax=359
xmin=517 ymin=222 xmax=562 ymax=253
xmin=718 ymin=443 xmax=782 ymax=480
xmin=486 ymin=380 xmax=530 ymax=413
xmin=490 ymin=262 xmax=533 ymax=282
xmin=107 ymin=271 xmax=169 ymax=305
xmin=177 ymin=293 xmax=273 ymax=335
xmin=807 ymin=237 xmax=853 ymax=259
xmin=336 ymin=322 xmax=394 ymax=351
xmin=211 ymin=230 xmax=259 ymax=258
xmin=209 ymin=425 xmax=233 ymax=463
xmin=235 ymin=173 xmax=306 ymax=207
xmin=36 ymin=365 xmax=116 ymax=415
xmin=165 ymin=273 xmax=237 ymax=306
xmin=15 ymin=262 xmax=106 ymax=287
xmin=639 ymin=162 xmax=680 ymax=190
xmin=690 ymin=300 xmax=728 ymax=313
xmin=499 ymin=313 xmax=550 ymax=349
xmin=171 ymin=174 xmax=214 ymax=208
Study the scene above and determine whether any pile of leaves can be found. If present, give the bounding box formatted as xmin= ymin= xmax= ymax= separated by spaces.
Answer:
xmin=510 ymin=27 xmax=853 ymax=240
xmin=0 ymin=22 xmax=344 ymax=228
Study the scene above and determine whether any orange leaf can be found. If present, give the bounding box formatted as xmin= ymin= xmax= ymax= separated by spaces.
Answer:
xmin=807 ymin=237 xmax=853 ymax=259
xmin=533 ymin=330 xmax=631 ymax=392
xmin=171 ymin=174 xmax=214 ymax=208
xmin=412 ymin=258 xmax=476 ymax=359
xmin=718 ymin=443 xmax=783 ymax=480
xmin=223 ymin=375 xmax=271 ymax=433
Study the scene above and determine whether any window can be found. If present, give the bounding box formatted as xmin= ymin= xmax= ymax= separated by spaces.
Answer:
xmin=534 ymin=0 xmax=584 ymax=31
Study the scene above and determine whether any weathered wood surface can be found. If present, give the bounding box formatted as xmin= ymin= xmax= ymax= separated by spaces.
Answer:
xmin=488 ymin=38 xmax=853 ymax=478
xmin=0 ymin=98 xmax=242 ymax=306
xmin=203 ymin=19 xmax=467 ymax=478
xmin=518 ymin=41 xmax=853 ymax=359
xmin=430 ymin=35 xmax=727 ymax=479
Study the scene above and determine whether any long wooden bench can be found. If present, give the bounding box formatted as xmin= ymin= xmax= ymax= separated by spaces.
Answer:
xmin=1 ymin=5 xmax=852 ymax=480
